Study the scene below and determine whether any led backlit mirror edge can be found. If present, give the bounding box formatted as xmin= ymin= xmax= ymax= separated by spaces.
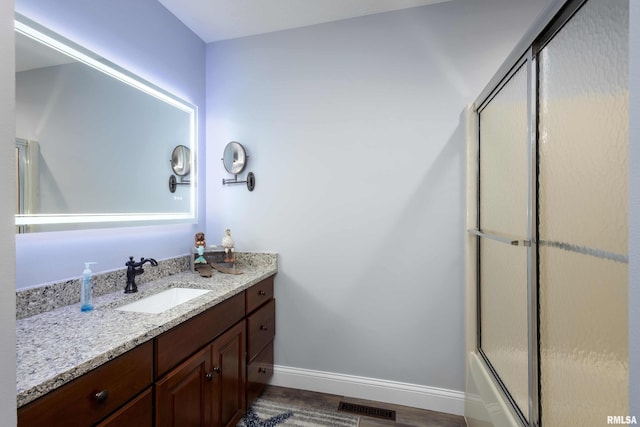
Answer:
xmin=14 ymin=14 xmax=198 ymax=229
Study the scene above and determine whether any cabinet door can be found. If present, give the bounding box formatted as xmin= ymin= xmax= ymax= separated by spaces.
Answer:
xmin=156 ymin=347 xmax=211 ymax=427
xmin=210 ymin=320 xmax=246 ymax=427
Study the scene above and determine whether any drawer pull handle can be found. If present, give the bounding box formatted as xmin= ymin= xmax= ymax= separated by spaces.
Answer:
xmin=258 ymin=290 xmax=267 ymax=296
xmin=260 ymin=325 xmax=269 ymax=331
xmin=94 ymin=390 xmax=109 ymax=403
xmin=258 ymin=367 xmax=267 ymax=374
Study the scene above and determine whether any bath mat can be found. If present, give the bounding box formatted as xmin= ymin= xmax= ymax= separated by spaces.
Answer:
xmin=237 ymin=399 xmax=359 ymax=427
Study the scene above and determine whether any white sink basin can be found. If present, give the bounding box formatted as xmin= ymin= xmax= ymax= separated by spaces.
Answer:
xmin=116 ymin=288 xmax=211 ymax=314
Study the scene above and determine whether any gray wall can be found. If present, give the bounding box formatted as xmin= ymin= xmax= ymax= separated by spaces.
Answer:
xmin=206 ymin=0 xmax=553 ymax=392
xmin=0 ymin=0 xmax=16 ymax=423
xmin=629 ymin=0 xmax=639 ymax=419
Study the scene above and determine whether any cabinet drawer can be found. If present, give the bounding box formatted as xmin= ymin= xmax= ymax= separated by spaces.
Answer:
xmin=96 ymin=387 xmax=153 ymax=427
xmin=18 ymin=341 xmax=153 ymax=427
xmin=247 ymin=340 xmax=274 ymax=405
xmin=155 ymin=292 xmax=244 ymax=378
xmin=247 ymin=299 xmax=275 ymax=361
xmin=245 ymin=276 xmax=274 ymax=314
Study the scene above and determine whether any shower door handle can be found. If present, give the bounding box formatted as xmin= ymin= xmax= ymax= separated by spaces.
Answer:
xmin=467 ymin=229 xmax=532 ymax=247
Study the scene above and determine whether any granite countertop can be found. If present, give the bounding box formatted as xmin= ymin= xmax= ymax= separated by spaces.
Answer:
xmin=16 ymin=254 xmax=277 ymax=408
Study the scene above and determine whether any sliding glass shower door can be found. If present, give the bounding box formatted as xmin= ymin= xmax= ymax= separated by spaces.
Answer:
xmin=477 ymin=63 xmax=531 ymax=423
xmin=537 ymin=0 xmax=629 ymax=425
xmin=473 ymin=0 xmax=629 ymax=425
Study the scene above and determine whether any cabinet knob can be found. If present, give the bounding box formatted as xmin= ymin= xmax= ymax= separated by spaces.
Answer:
xmin=206 ymin=366 xmax=221 ymax=379
xmin=94 ymin=390 xmax=109 ymax=403
xmin=260 ymin=325 xmax=269 ymax=331
xmin=258 ymin=367 xmax=267 ymax=374
xmin=258 ymin=290 xmax=266 ymax=296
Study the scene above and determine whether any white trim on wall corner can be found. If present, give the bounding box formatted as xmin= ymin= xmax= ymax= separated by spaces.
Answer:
xmin=269 ymin=365 xmax=465 ymax=416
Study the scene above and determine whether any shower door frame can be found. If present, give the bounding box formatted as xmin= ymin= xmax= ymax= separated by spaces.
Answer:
xmin=472 ymin=49 xmax=538 ymax=427
xmin=469 ymin=0 xmax=593 ymax=426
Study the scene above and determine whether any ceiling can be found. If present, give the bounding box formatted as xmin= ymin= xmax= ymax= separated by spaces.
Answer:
xmin=158 ymin=0 xmax=452 ymax=43
xmin=15 ymin=33 xmax=75 ymax=72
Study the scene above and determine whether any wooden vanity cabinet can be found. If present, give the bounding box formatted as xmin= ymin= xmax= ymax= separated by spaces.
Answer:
xmin=17 ymin=341 xmax=153 ymax=427
xmin=155 ymin=321 xmax=246 ymax=427
xmin=18 ymin=275 xmax=276 ymax=427
xmin=245 ymin=276 xmax=275 ymax=406
xmin=154 ymin=294 xmax=247 ymax=427
xmin=154 ymin=292 xmax=244 ymax=378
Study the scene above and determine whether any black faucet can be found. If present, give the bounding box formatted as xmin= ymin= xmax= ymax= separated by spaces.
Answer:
xmin=124 ymin=256 xmax=158 ymax=293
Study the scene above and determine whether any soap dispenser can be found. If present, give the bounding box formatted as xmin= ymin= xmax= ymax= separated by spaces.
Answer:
xmin=81 ymin=262 xmax=97 ymax=312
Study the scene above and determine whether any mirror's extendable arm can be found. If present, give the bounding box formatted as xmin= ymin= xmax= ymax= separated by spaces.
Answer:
xmin=222 ymin=172 xmax=255 ymax=191
xmin=169 ymin=175 xmax=191 ymax=193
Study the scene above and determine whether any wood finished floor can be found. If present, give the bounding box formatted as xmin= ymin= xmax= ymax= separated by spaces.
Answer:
xmin=258 ymin=385 xmax=467 ymax=427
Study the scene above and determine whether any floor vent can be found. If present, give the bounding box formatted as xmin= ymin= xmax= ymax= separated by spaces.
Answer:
xmin=338 ymin=401 xmax=396 ymax=421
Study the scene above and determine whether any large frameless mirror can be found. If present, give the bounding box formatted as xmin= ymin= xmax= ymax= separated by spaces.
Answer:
xmin=14 ymin=14 xmax=197 ymax=233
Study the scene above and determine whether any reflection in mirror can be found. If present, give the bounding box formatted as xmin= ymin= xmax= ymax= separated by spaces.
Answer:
xmin=15 ymin=138 xmax=39 ymax=234
xmin=171 ymin=145 xmax=191 ymax=176
xmin=14 ymin=14 xmax=197 ymax=233
xmin=222 ymin=141 xmax=247 ymax=175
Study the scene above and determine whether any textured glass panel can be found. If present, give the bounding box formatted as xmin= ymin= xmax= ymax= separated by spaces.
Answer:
xmin=538 ymin=2 xmax=629 ymax=425
xmin=539 ymin=247 xmax=628 ymax=427
xmin=479 ymin=65 xmax=528 ymax=238
xmin=480 ymin=238 xmax=528 ymax=420
xmin=538 ymin=0 xmax=629 ymax=254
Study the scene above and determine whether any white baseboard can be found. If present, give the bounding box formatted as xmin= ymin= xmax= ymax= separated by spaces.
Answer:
xmin=269 ymin=365 xmax=465 ymax=416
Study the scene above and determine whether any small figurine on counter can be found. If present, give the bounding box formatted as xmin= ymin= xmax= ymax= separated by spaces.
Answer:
xmin=222 ymin=229 xmax=235 ymax=263
xmin=193 ymin=232 xmax=213 ymax=277
xmin=194 ymin=232 xmax=207 ymax=264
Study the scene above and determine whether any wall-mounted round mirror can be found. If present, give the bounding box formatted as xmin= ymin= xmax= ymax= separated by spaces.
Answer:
xmin=222 ymin=141 xmax=247 ymax=175
xmin=171 ymin=145 xmax=191 ymax=176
